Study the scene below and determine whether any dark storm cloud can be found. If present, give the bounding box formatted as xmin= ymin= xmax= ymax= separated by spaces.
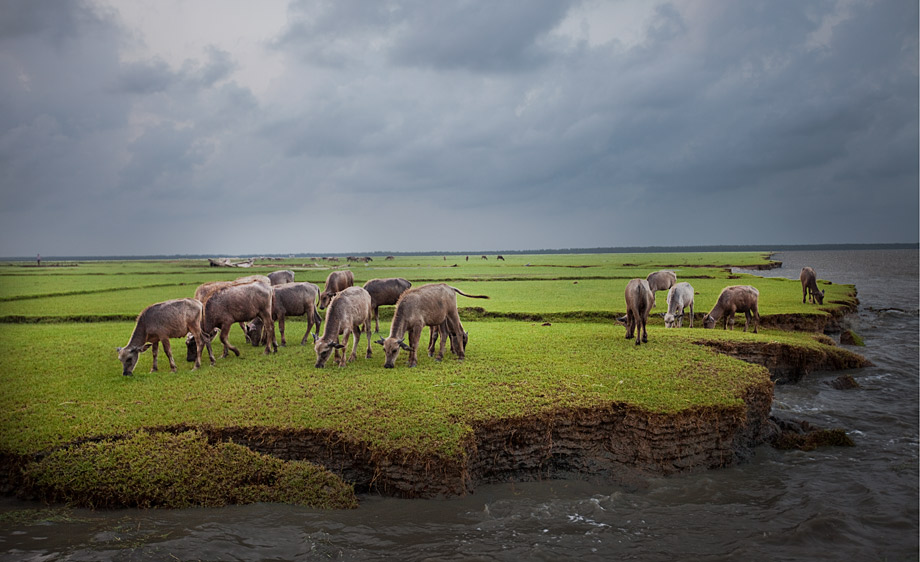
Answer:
xmin=0 ymin=0 xmax=916 ymax=256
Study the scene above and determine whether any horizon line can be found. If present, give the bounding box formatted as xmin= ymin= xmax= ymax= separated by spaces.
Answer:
xmin=4 ymin=243 xmax=918 ymax=262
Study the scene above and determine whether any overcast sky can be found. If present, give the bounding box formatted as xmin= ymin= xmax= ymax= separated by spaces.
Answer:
xmin=1 ymin=0 xmax=917 ymax=256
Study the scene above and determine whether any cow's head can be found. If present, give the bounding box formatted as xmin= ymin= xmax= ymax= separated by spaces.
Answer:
xmin=314 ymin=335 xmax=344 ymax=368
xmin=815 ymin=290 xmax=825 ymax=305
xmin=664 ymin=312 xmax=682 ymax=328
xmin=702 ymin=314 xmax=717 ymax=329
xmin=244 ymin=318 xmax=264 ymax=347
xmin=318 ymin=291 xmax=333 ymax=310
xmin=378 ymin=337 xmax=410 ymax=368
xmin=117 ymin=343 xmax=152 ymax=376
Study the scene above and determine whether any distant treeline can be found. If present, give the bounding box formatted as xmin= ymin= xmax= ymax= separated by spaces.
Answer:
xmin=2 ymin=243 xmax=917 ymax=262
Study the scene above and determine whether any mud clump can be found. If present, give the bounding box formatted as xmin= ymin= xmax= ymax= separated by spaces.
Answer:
xmin=770 ymin=418 xmax=855 ymax=451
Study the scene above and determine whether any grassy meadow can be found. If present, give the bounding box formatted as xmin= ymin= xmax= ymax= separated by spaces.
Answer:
xmin=0 ymin=252 xmax=854 ymax=454
xmin=0 ymin=252 xmax=858 ymax=505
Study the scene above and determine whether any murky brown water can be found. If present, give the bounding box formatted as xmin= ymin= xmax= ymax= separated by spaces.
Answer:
xmin=1 ymin=249 xmax=917 ymax=561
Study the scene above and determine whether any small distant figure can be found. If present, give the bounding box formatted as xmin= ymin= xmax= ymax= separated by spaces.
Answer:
xmin=497 ymin=255 xmax=505 ymax=261
xmin=481 ymin=255 xmax=488 ymax=260
xmin=466 ymin=256 xmax=469 ymax=261
xmin=36 ymin=254 xmax=41 ymax=266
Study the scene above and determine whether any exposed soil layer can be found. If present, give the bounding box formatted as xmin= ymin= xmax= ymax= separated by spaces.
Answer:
xmin=695 ymin=339 xmax=871 ymax=384
xmin=126 ymin=379 xmax=774 ymax=499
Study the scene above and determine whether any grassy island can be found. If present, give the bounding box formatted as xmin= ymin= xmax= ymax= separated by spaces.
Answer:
xmin=0 ymin=252 xmax=869 ymax=505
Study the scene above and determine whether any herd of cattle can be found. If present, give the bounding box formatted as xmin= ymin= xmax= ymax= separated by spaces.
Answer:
xmin=116 ymin=265 xmax=826 ymax=375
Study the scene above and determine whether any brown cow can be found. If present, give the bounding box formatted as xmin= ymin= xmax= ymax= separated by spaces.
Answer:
xmin=363 ymin=278 xmax=412 ymax=333
xmin=800 ymin=267 xmax=825 ymax=305
xmin=202 ymin=282 xmax=277 ymax=359
xmin=703 ymin=285 xmax=760 ymax=333
xmin=376 ymin=284 xmax=488 ymax=368
xmin=245 ymin=282 xmax=322 ymax=346
xmin=313 ymin=286 xmax=372 ymax=368
xmin=117 ymin=298 xmax=206 ymax=376
xmin=622 ymin=279 xmax=653 ymax=345
xmin=645 ymin=270 xmax=677 ymax=308
xmin=319 ymin=270 xmax=355 ymax=309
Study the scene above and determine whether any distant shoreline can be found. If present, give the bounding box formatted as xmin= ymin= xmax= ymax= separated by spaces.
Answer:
xmin=2 ymin=243 xmax=917 ymax=262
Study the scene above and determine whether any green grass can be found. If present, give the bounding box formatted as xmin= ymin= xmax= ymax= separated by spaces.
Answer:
xmin=0 ymin=252 xmax=860 ymax=506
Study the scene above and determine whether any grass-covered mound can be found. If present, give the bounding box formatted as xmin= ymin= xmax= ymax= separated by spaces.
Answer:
xmin=22 ymin=430 xmax=357 ymax=509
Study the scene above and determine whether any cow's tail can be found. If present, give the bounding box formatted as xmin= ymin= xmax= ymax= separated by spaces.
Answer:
xmin=449 ymin=286 xmax=490 ymax=299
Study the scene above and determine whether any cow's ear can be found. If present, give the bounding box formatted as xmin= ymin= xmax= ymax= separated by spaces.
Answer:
xmin=116 ymin=346 xmax=123 ymax=353
xmin=374 ymin=338 xmax=385 ymax=345
xmin=140 ymin=343 xmax=153 ymax=352
xmin=398 ymin=342 xmax=411 ymax=351
xmin=332 ymin=342 xmax=345 ymax=349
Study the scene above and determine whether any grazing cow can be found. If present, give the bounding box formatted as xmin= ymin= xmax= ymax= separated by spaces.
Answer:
xmin=118 ymin=298 xmax=206 ymax=376
xmin=622 ymin=279 xmax=653 ymax=345
xmin=313 ymin=286 xmax=372 ymax=368
xmin=245 ymin=282 xmax=322 ymax=346
xmin=187 ymin=275 xmax=271 ymax=358
xmin=646 ymin=270 xmax=677 ymax=308
xmin=481 ymin=255 xmax=488 ymax=260
xmin=319 ymin=270 xmax=355 ymax=309
xmin=202 ymin=281 xmax=277 ymax=359
xmin=268 ymin=270 xmax=295 ymax=285
xmin=703 ymin=285 xmax=760 ymax=333
xmin=376 ymin=284 xmax=489 ymax=368
xmin=363 ymin=278 xmax=412 ymax=333
xmin=800 ymin=267 xmax=825 ymax=305
xmin=664 ymin=282 xmax=695 ymax=328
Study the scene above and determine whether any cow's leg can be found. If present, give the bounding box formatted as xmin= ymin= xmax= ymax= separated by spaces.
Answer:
xmin=407 ymin=326 xmax=422 ymax=368
xmin=374 ymin=306 xmax=380 ymax=334
xmin=641 ymin=314 xmax=648 ymax=344
xmin=301 ymin=311 xmax=312 ymax=346
xmin=688 ymin=303 xmax=694 ymax=329
xmin=428 ymin=326 xmax=438 ymax=357
xmin=150 ymin=340 xmax=160 ymax=372
xmin=625 ymin=310 xmax=635 ymax=340
xmin=277 ymin=315 xmax=286 ymax=346
xmin=162 ymin=339 xmax=178 ymax=372
xmin=446 ymin=313 xmax=463 ymax=360
xmin=340 ymin=330 xmax=353 ymax=366
xmin=220 ymin=323 xmax=240 ymax=357
xmin=349 ymin=325 xmax=360 ymax=363
xmin=190 ymin=328 xmax=203 ymax=370
xmin=261 ymin=311 xmax=277 ymax=354
xmin=364 ymin=318 xmax=373 ymax=359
